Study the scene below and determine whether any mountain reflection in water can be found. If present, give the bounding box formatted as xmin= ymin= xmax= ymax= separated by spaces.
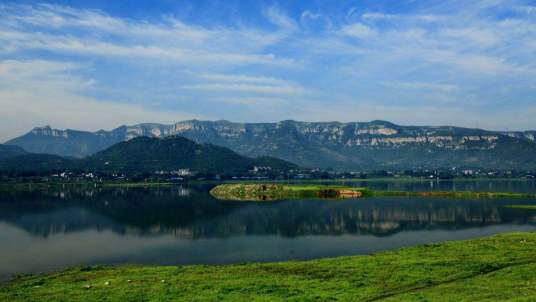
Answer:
xmin=1 ymin=181 xmax=536 ymax=279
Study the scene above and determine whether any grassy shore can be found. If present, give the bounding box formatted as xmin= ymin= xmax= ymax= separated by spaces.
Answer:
xmin=2 ymin=232 xmax=536 ymax=301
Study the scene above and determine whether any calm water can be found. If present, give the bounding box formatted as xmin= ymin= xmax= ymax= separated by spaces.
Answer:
xmin=1 ymin=180 xmax=536 ymax=280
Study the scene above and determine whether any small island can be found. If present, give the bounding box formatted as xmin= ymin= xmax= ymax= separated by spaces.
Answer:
xmin=210 ymin=183 xmax=536 ymax=201
xmin=209 ymin=184 xmax=365 ymax=201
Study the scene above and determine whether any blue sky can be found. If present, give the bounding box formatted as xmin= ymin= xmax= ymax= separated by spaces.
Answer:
xmin=1 ymin=0 xmax=536 ymax=141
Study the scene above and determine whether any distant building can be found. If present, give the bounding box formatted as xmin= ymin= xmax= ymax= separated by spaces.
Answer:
xmin=462 ymin=169 xmax=474 ymax=176
xmin=176 ymin=169 xmax=192 ymax=176
xmin=251 ymin=166 xmax=272 ymax=173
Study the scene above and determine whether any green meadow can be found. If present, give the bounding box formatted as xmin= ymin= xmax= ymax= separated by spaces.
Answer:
xmin=3 ymin=232 xmax=536 ymax=301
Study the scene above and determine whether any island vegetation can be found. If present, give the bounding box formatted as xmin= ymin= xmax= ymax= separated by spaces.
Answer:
xmin=210 ymin=183 xmax=536 ymax=201
xmin=3 ymin=232 xmax=536 ymax=301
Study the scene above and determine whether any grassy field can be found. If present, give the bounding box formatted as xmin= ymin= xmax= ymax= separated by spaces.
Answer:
xmin=3 ymin=232 xmax=536 ymax=301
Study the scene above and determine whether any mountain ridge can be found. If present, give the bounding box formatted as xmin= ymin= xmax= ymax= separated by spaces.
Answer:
xmin=6 ymin=120 xmax=536 ymax=170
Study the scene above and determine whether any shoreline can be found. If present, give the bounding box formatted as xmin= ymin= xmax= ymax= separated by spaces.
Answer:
xmin=3 ymin=232 xmax=536 ymax=301
xmin=0 ymin=176 xmax=535 ymax=186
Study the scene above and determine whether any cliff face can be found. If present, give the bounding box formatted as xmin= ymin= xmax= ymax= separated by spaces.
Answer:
xmin=5 ymin=126 xmax=124 ymax=158
xmin=6 ymin=120 xmax=536 ymax=170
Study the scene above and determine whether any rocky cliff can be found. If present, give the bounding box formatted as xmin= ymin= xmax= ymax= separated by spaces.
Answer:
xmin=6 ymin=120 xmax=536 ymax=170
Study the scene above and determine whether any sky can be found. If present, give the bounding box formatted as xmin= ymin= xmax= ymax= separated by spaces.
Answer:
xmin=1 ymin=0 xmax=536 ymax=142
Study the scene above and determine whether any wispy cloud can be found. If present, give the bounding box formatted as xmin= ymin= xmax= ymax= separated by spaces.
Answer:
xmin=300 ymin=10 xmax=322 ymax=21
xmin=189 ymin=73 xmax=303 ymax=96
xmin=264 ymin=6 xmax=297 ymax=31
xmin=0 ymin=59 xmax=202 ymax=142
xmin=361 ymin=12 xmax=445 ymax=22
xmin=199 ymin=74 xmax=290 ymax=85
xmin=3 ymin=32 xmax=291 ymax=66
xmin=397 ymin=82 xmax=459 ymax=93
xmin=340 ymin=23 xmax=376 ymax=39
xmin=439 ymin=27 xmax=499 ymax=47
xmin=181 ymin=83 xmax=302 ymax=95
xmin=0 ymin=3 xmax=294 ymax=66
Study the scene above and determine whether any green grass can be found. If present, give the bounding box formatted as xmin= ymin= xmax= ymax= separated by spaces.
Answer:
xmin=218 ymin=177 xmax=536 ymax=184
xmin=3 ymin=232 xmax=536 ymax=301
xmin=503 ymin=205 xmax=536 ymax=210
xmin=210 ymin=183 xmax=536 ymax=201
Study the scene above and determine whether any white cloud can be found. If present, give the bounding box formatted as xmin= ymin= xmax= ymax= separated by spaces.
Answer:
xmin=301 ymin=10 xmax=322 ymax=21
xmin=181 ymin=83 xmax=302 ymax=95
xmin=0 ymin=29 xmax=295 ymax=67
xmin=0 ymin=3 xmax=295 ymax=67
xmin=212 ymin=96 xmax=285 ymax=105
xmin=0 ymin=59 xmax=202 ymax=142
xmin=264 ymin=7 xmax=297 ymax=31
xmin=421 ymin=50 xmax=528 ymax=74
xmin=398 ymin=82 xmax=459 ymax=93
xmin=361 ymin=13 xmax=397 ymax=20
xmin=362 ymin=12 xmax=445 ymax=22
xmin=199 ymin=73 xmax=288 ymax=85
xmin=189 ymin=72 xmax=304 ymax=98
xmin=0 ymin=1 xmax=536 ymax=136
xmin=512 ymin=5 xmax=536 ymax=14
xmin=439 ymin=27 xmax=498 ymax=47
xmin=340 ymin=23 xmax=376 ymax=38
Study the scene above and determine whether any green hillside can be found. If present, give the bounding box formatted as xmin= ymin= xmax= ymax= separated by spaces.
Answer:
xmin=0 ymin=154 xmax=73 ymax=172
xmin=0 ymin=136 xmax=296 ymax=175
xmin=0 ymin=144 xmax=27 ymax=161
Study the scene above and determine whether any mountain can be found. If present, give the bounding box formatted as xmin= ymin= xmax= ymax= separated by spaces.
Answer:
xmin=5 ymin=126 xmax=125 ymax=158
xmin=6 ymin=120 xmax=536 ymax=170
xmin=0 ymin=144 xmax=27 ymax=160
xmin=0 ymin=136 xmax=296 ymax=174
xmin=0 ymin=154 xmax=74 ymax=172
xmin=82 ymin=136 xmax=296 ymax=174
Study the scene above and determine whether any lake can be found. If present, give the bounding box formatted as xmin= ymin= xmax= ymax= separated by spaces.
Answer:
xmin=1 ymin=179 xmax=536 ymax=280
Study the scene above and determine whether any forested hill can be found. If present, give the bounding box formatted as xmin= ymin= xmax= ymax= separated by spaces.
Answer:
xmin=0 ymin=136 xmax=296 ymax=174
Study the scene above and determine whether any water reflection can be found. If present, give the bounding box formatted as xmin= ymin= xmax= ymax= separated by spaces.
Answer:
xmin=3 ymin=185 xmax=536 ymax=238
xmin=315 ymin=179 xmax=536 ymax=193
xmin=1 ymin=181 xmax=536 ymax=278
